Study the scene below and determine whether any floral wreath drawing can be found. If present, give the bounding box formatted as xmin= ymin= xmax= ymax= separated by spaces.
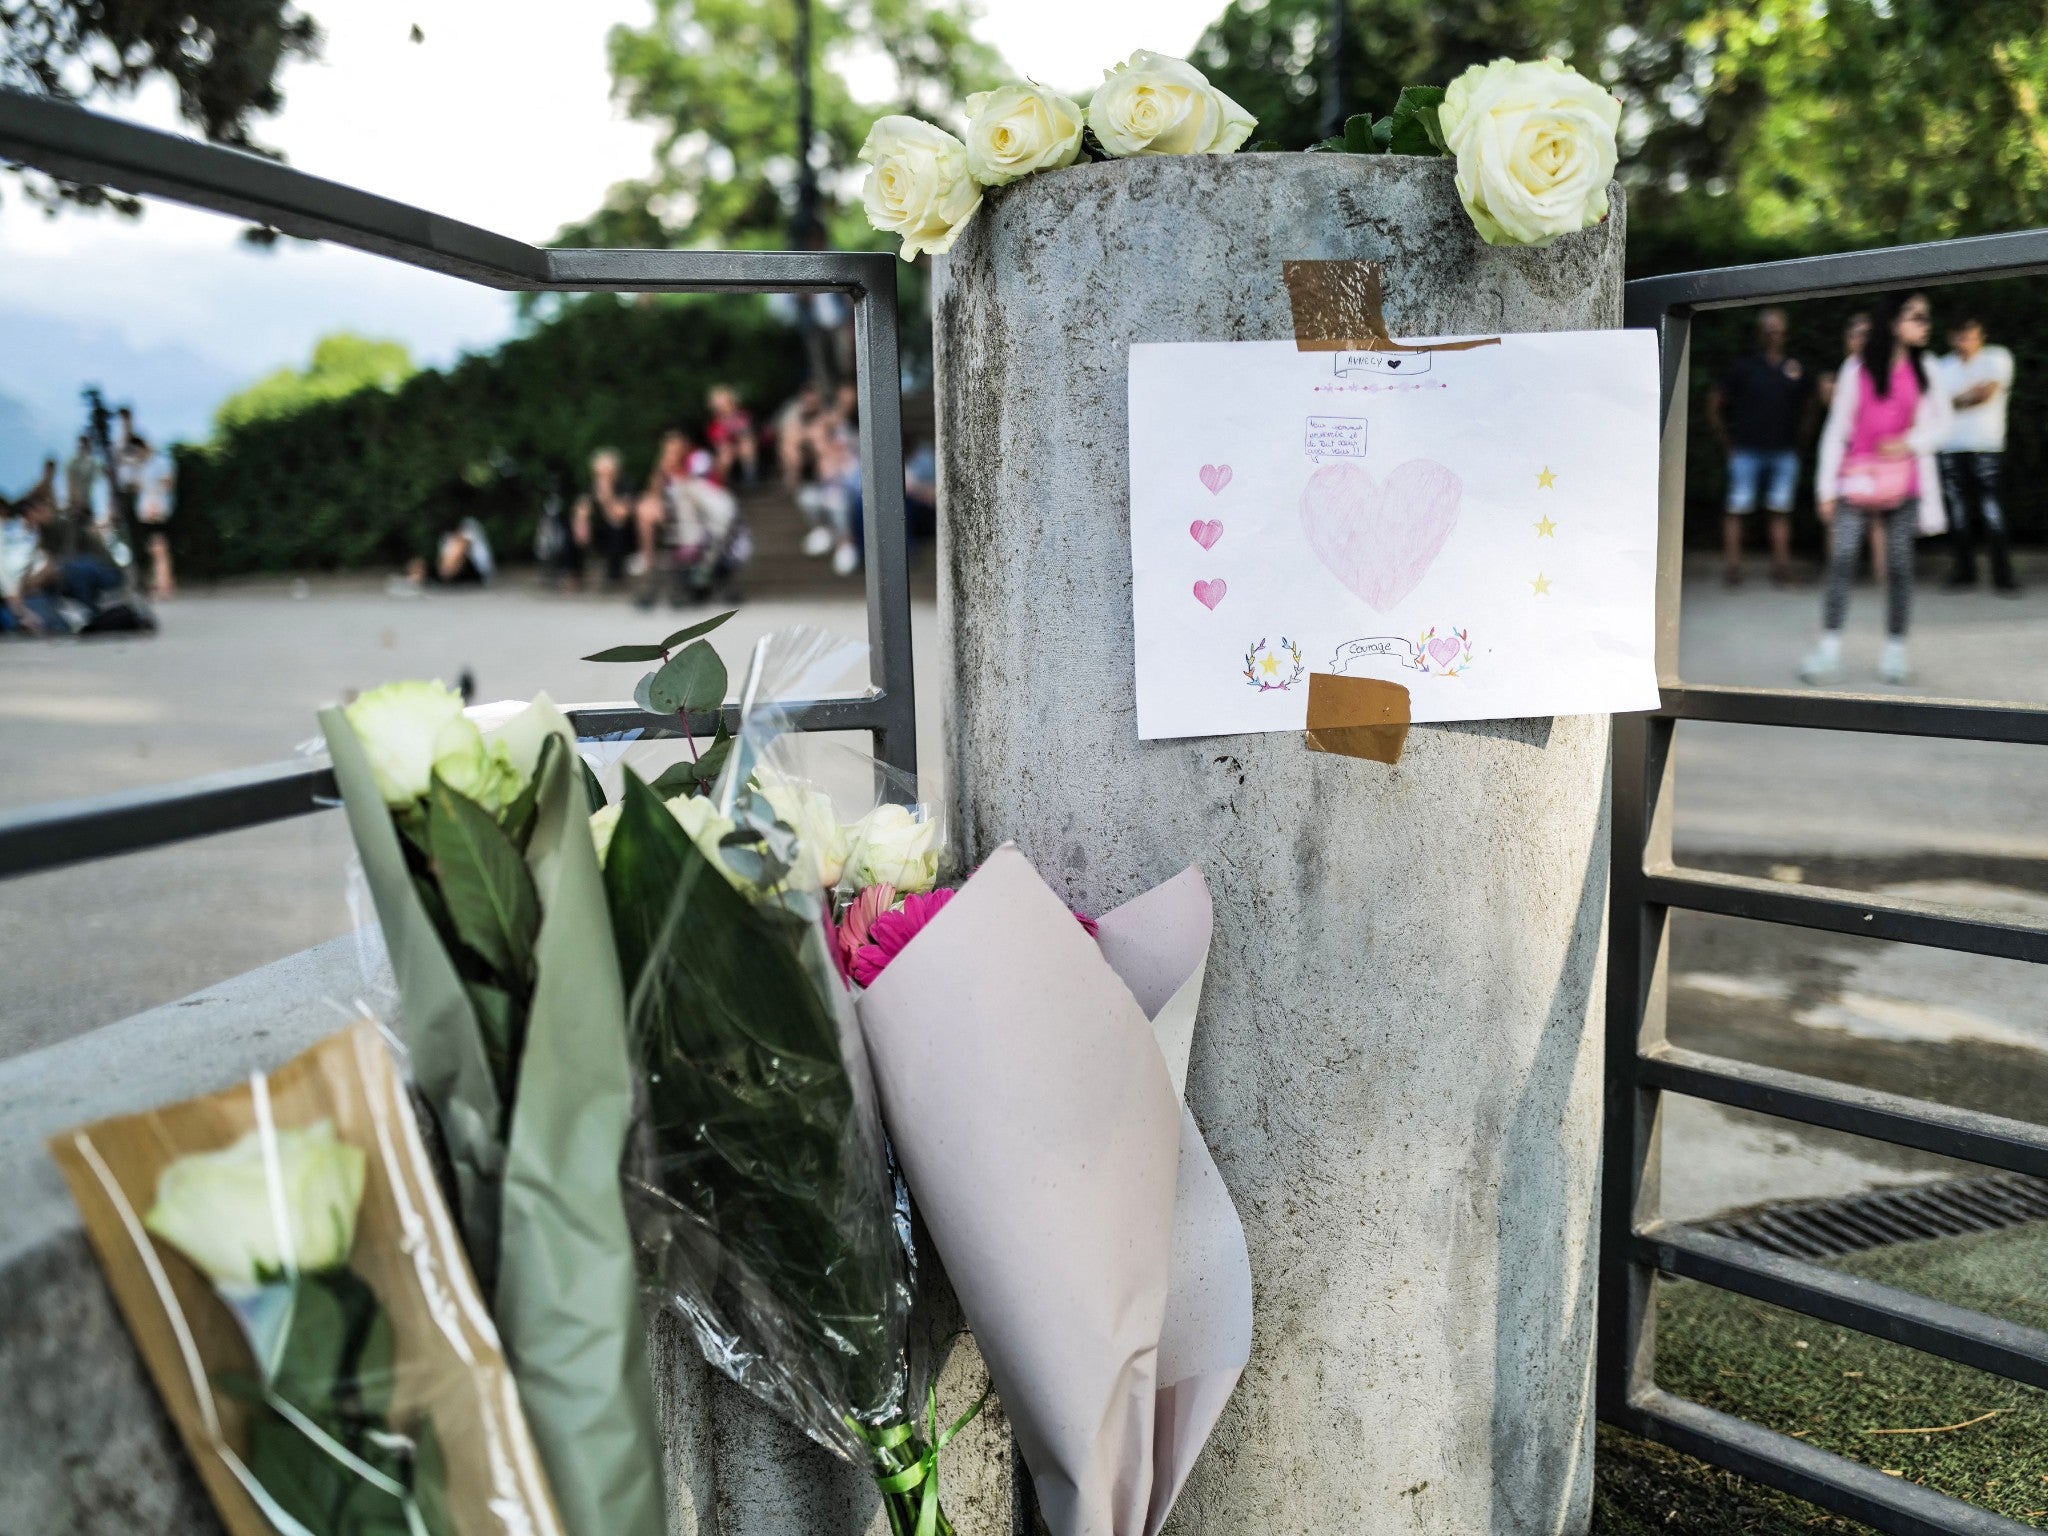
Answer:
xmin=1414 ymin=626 xmax=1473 ymax=676
xmin=1244 ymin=636 xmax=1305 ymax=691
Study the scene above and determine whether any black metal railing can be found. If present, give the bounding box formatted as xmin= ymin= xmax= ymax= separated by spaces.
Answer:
xmin=0 ymin=89 xmax=917 ymax=882
xmin=1606 ymin=234 xmax=2048 ymax=1535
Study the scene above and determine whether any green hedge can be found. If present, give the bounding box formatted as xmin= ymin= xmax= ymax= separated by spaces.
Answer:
xmin=172 ymin=296 xmax=804 ymax=578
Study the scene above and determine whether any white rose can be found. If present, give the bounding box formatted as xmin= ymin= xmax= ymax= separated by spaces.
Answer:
xmin=964 ymin=83 xmax=1085 ymax=186
xmin=846 ymin=803 xmax=940 ymax=894
xmin=590 ymin=800 xmax=624 ymax=866
xmin=1437 ymin=57 xmax=1620 ymax=248
xmin=757 ymin=774 xmax=850 ymax=889
xmin=146 ymin=1120 xmax=368 ymax=1286
xmin=860 ymin=116 xmax=982 ymax=261
xmin=344 ymin=680 xmax=467 ymax=807
xmin=670 ymin=792 xmax=740 ymax=880
xmin=431 ymin=717 xmax=521 ymax=813
xmin=1087 ymin=50 xmax=1256 ymax=159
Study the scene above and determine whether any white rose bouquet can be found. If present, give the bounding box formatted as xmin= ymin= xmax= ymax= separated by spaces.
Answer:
xmin=54 ymin=1022 xmax=569 ymax=1536
xmin=320 ymin=684 xmax=664 ymax=1536
xmin=578 ymin=622 xmax=977 ymax=1534
xmin=860 ymin=49 xmax=1620 ymax=256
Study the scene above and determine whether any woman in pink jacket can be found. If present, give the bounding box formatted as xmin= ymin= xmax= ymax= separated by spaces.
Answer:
xmin=1803 ymin=292 xmax=1952 ymax=686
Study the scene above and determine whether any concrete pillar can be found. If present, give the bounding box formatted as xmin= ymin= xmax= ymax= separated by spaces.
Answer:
xmin=935 ymin=155 xmax=1619 ymax=1534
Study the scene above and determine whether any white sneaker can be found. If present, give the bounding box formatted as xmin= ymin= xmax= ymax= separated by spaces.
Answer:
xmin=831 ymin=540 xmax=860 ymax=577
xmin=1878 ymin=645 xmax=1913 ymax=685
xmin=1798 ymin=648 xmax=1843 ymax=685
xmin=627 ymin=552 xmax=650 ymax=578
xmin=802 ymin=526 xmax=835 ymax=557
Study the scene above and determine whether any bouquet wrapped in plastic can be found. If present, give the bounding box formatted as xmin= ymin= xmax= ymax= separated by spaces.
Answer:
xmin=52 ymin=1020 xmax=566 ymax=1536
xmin=318 ymin=685 xmax=663 ymax=1536
xmin=584 ymin=621 xmax=966 ymax=1534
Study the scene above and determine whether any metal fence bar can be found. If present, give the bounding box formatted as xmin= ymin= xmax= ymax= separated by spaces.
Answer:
xmin=1643 ymin=1044 xmax=2048 ymax=1180
xmin=1660 ymin=685 xmax=2048 ymax=744
xmin=1628 ymin=227 xmax=2048 ymax=316
xmin=1622 ymin=1389 xmax=2044 ymax=1536
xmin=1644 ymin=868 xmax=2048 ymax=964
xmin=1638 ymin=1222 xmax=2048 ymax=1391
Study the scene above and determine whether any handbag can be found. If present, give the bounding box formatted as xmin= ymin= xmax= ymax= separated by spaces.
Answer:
xmin=1838 ymin=451 xmax=1915 ymax=512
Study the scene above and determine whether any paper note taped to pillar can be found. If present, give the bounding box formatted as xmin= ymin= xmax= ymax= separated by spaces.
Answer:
xmin=1128 ymin=332 xmax=1661 ymax=739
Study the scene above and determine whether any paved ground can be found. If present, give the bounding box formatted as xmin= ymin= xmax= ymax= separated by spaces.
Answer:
xmin=4 ymin=552 xmax=2047 ymax=1222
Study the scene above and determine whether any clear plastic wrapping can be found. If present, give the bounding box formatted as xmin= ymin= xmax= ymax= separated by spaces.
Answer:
xmin=601 ymin=629 xmax=931 ymax=1464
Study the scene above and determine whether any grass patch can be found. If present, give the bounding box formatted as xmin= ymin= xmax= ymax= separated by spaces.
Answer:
xmin=1595 ymin=1218 xmax=2048 ymax=1531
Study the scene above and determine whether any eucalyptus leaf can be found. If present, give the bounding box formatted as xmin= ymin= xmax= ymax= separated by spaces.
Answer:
xmin=659 ymin=610 xmax=736 ymax=650
xmin=582 ymin=644 xmax=668 ymax=663
xmin=427 ymin=775 xmax=540 ymax=984
xmin=649 ymin=639 xmax=728 ymax=716
xmin=633 ymin=670 xmax=658 ymax=713
xmin=649 ymin=761 xmax=704 ymax=800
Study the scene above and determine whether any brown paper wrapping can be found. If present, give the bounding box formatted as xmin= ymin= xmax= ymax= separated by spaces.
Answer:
xmin=1283 ymin=258 xmax=1500 ymax=355
xmin=49 ymin=1020 xmax=564 ymax=1536
xmin=1305 ymin=672 xmax=1412 ymax=763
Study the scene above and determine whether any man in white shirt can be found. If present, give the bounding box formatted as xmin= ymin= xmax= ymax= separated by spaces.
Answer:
xmin=1936 ymin=317 xmax=2020 ymax=592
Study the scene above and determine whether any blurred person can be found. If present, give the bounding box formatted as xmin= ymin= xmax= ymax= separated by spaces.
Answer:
xmin=1934 ymin=315 xmax=2019 ymax=593
xmin=705 ymin=386 xmax=759 ymax=487
xmin=1708 ymin=307 xmax=1811 ymax=587
xmin=1804 ymin=292 xmax=1951 ymax=686
xmin=20 ymin=457 xmax=59 ymax=515
xmin=2 ymin=494 xmax=125 ymax=634
xmin=905 ymin=440 xmax=937 ymax=543
xmin=776 ymin=383 xmax=836 ymax=555
xmin=0 ymin=497 xmax=55 ymax=634
xmin=806 ymin=383 xmax=863 ymax=577
xmin=1818 ymin=313 xmax=1893 ymax=588
xmin=131 ymin=435 xmax=176 ymax=598
xmin=408 ymin=517 xmax=495 ymax=587
xmin=571 ymin=447 xmax=638 ymax=589
xmin=63 ymin=435 xmax=96 ymax=520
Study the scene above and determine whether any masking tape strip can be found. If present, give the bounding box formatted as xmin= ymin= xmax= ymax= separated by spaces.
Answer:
xmin=1304 ymin=672 xmax=1411 ymax=764
xmin=1283 ymin=259 xmax=1501 ymax=355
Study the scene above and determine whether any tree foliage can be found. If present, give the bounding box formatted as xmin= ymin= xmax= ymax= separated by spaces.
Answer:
xmin=213 ymin=333 xmax=416 ymax=436
xmin=1 ymin=0 xmax=320 ymax=214
xmin=557 ymin=0 xmax=1003 ymax=252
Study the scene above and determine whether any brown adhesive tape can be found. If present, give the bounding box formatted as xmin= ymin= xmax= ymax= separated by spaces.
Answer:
xmin=1283 ymin=259 xmax=1500 ymax=355
xmin=1305 ymin=672 xmax=1412 ymax=763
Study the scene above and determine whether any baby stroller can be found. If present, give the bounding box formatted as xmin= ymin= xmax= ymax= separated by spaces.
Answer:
xmin=643 ymin=475 xmax=750 ymax=609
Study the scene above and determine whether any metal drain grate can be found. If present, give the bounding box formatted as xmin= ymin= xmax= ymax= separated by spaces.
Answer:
xmin=1697 ymin=1172 xmax=2048 ymax=1260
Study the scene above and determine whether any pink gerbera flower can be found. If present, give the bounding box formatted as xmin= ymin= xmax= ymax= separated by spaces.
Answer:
xmin=851 ymin=888 xmax=953 ymax=987
xmin=836 ymin=882 xmax=897 ymax=973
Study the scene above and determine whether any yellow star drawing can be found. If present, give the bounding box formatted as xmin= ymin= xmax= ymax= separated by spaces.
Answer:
xmin=1537 ymin=466 xmax=1557 ymax=489
xmin=1535 ymin=513 xmax=1558 ymax=538
xmin=1261 ymin=653 xmax=1281 ymax=676
xmin=1531 ymin=572 xmax=1553 ymax=596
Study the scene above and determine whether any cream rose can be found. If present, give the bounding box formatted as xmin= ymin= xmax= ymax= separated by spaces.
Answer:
xmin=1087 ymin=50 xmax=1256 ymax=158
xmin=846 ymin=803 xmax=940 ymax=894
xmin=860 ymin=116 xmax=982 ymax=261
xmin=592 ymin=790 xmax=736 ymax=875
xmin=757 ymin=774 xmax=850 ymax=889
xmin=1437 ymin=57 xmax=1620 ymax=248
xmin=431 ymin=718 xmax=521 ymax=813
xmin=964 ymin=83 xmax=1085 ymax=186
xmin=344 ymin=679 xmax=468 ymax=807
xmin=146 ymin=1120 xmax=368 ymax=1285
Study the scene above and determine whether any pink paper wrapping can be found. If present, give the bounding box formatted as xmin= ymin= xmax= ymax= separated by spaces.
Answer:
xmin=856 ymin=845 xmax=1252 ymax=1536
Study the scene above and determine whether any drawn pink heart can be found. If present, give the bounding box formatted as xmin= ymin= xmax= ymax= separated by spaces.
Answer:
xmin=1299 ymin=458 xmax=1463 ymax=614
xmin=1189 ymin=518 xmax=1223 ymax=550
xmin=1427 ymin=634 xmax=1463 ymax=668
xmin=1199 ymin=464 xmax=1233 ymax=495
xmin=1193 ymin=578 xmax=1227 ymax=611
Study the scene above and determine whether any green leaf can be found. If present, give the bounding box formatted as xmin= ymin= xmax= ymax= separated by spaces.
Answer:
xmin=582 ymin=643 xmax=666 ymax=662
xmin=659 ymin=610 xmax=736 ymax=650
xmin=692 ymin=732 xmax=734 ymax=784
xmin=412 ymin=1418 xmax=458 ymax=1536
xmin=1246 ymin=139 xmax=1286 ymax=153
xmin=581 ymin=756 xmax=608 ymax=814
xmin=1340 ymin=112 xmax=1378 ymax=153
xmin=648 ymin=761 xmax=704 ymax=800
xmin=1384 ymin=85 xmax=1450 ymax=157
xmin=648 ymin=639 xmax=727 ymax=716
xmin=427 ymin=774 xmax=540 ymax=983
xmin=466 ymin=980 xmax=516 ymax=1088
xmin=496 ymin=733 xmax=556 ymax=850
xmin=633 ymin=670 xmax=658 ymax=713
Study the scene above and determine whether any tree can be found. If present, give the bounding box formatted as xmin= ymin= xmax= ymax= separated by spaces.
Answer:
xmin=213 ymin=332 xmax=414 ymax=436
xmin=557 ymin=0 xmax=1003 ymax=251
xmin=1 ymin=0 xmax=321 ymax=214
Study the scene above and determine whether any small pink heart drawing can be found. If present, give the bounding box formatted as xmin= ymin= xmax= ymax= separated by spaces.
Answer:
xmin=1427 ymin=634 xmax=1463 ymax=668
xmin=1193 ymin=578 xmax=1227 ymax=611
xmin=1199 ymin=464 xmax=1233 ymax=495
xmin=1300 ymin=458 xmax=1463 ymax=613
xmin=1189 ymin=518 xmax=1224 ymax=550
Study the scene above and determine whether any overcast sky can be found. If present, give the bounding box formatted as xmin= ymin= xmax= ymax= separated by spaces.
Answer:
xmin=0 ymin=0 xmax=1217 ymax=439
